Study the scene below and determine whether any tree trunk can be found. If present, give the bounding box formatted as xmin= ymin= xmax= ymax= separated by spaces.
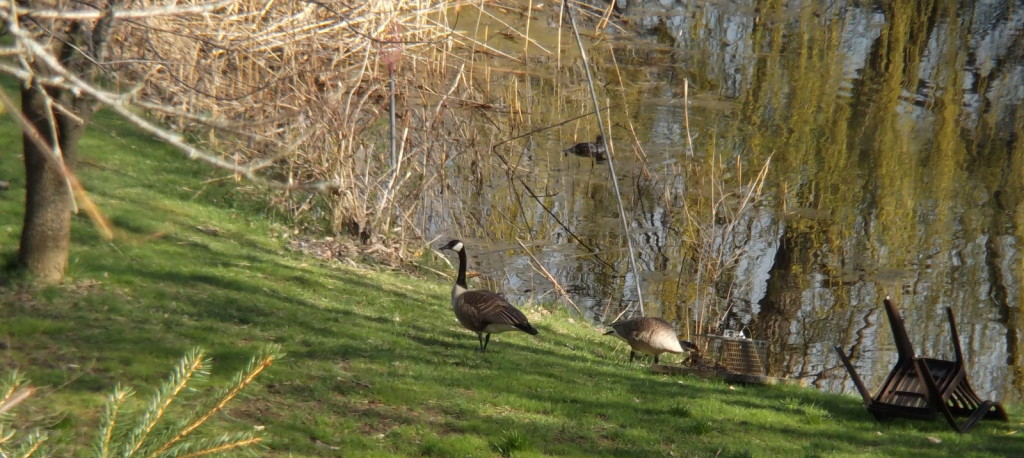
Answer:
xmin=15 ymin=5 xmax=111 ymax=284
xmin=18 ymin=84 xmax=85 ymax=284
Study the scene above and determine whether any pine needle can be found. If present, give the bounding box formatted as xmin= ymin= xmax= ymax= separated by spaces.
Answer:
xmin=178 ymin=434 xmax=263 ymax=457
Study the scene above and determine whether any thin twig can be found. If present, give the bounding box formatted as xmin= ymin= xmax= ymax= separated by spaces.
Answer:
xmin=0 ymin=86 xmax=76 ymax=210
xmin=516 ymin=238 xmax=583 ymax=316
xmin=18 ymin=0 xmax=233 ymax=20
xmin=684 ymin=78 xmax=694 ymax=157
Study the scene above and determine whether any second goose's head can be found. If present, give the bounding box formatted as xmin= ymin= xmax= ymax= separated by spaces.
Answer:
xmin=603 ymin=326 xmax=626 ymax=341
xmin=440 ymin=239 xmax=464 ymax=252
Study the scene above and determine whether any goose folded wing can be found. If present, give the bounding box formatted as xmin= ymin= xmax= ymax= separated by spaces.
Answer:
xmin=462 ymin=291 xmax=538 ymax=335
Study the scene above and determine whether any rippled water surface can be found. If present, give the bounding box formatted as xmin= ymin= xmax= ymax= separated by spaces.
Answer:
xmin=427 ymin=0 xmax=1024 ymax=401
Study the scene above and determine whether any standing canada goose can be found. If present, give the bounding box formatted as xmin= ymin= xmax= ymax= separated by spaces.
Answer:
xmin=563 ymin=135 xmax=608 ymax=163
xmin=604 ymin=317 xmax=698 ymax=364
xmin=439 ymin=239 xmax=539 ymax=351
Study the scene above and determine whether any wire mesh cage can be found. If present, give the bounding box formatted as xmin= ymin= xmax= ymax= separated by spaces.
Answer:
xmin=696 ymin=331 xmax=769 ymax=375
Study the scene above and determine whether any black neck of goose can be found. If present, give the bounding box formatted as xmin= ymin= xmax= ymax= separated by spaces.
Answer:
xmin=456 ymin=248 xmax=468 ymax=288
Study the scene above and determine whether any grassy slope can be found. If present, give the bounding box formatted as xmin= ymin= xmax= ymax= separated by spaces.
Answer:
xmin=1 ymin=111 xmax=1022 ymax=458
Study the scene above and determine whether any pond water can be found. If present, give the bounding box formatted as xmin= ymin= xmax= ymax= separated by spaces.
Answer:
xmin=429 ymin=0 xmax=1024 ymax=402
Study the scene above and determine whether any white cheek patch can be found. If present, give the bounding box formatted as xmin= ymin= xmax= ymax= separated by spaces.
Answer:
xmin=452 ymin=242 xmax=464 ymax=252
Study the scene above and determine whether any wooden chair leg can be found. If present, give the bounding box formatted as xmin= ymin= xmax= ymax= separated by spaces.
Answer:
xmin=834 ymin=345 xmax=874 ymax=407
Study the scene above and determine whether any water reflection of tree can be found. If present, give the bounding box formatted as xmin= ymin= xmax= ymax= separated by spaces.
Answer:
xmin=615 ymin=0 xmax=1024 ymax=398
xmin=431 ymin=0 xmax=1024 ymax=399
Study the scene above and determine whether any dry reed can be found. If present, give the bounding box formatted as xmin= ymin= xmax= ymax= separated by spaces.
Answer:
xmin=104 ymin=1 xmax=476 ymax=250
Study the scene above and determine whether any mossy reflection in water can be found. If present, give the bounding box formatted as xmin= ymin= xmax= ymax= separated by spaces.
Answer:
xmin=431 ymin=0 xmax=1024 ymax=401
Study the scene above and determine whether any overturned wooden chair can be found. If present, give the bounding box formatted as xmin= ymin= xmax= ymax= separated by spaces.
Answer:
xmin=834 ymin=297 xmax=1008 ymax=433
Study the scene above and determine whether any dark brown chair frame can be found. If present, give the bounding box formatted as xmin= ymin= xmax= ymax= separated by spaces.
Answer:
xmin=834 ymin=297 xmax=1008 ymax=433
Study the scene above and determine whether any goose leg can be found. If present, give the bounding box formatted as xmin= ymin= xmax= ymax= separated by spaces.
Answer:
xmin=477 ymin=333 xmax=486 ymax=352
xmin=654 ymin=355 xmax=659 ymax=365
xmin=483 ymin=333 xmax=492 ymax=351
xmin=629 ymin=351 xmax=636 ymax=363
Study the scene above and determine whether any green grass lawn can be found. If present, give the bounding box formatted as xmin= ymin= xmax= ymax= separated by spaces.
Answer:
xmin=1 ymin=108 xmax=1022 ymax=457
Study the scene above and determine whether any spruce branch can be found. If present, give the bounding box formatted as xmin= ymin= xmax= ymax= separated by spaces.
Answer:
xmin=0 ymin=423 xmax=14 ymax=449
xmin=95 ymin=384 xmax=135 ymax=458
xmin=2 ymin=348 xmax=273 ymax=457
xmin=0 ymin=371 xmax=21 ymax=403
xmin=121 ymin=348 xmax=210 ymax=457
xmin=149 ymin=345 xmax=281 ymax=457
xmin=8 ymin=429 xmax=48 ymax=457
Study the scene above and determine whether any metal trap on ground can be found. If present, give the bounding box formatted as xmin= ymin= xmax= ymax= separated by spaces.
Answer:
xmin=651 ymin=329 xmax=805 ymax=386
xmin=697 ymin=330 xmax=769 ymax=376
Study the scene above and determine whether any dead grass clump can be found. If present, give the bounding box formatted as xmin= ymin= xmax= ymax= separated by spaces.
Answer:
xmin=287 ymin=235 xmax=407 ymax=270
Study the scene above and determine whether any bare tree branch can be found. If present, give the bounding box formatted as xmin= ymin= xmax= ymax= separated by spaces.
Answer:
xmin=1 ymin=4 xmax=346 ymax=192
xmin=12 ymin=0 xmax=235 ymax=20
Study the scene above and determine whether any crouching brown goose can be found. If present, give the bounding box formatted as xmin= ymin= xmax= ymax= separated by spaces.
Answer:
xmin=604 ymin=317 xmax=697 ymax=364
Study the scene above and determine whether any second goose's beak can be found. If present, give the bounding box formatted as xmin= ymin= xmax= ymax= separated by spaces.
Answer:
xmin=680 ymin=340 xmax=699 ymax=352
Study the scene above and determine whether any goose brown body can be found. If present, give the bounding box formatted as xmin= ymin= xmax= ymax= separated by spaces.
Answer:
xmin=604 ymin=317 xmax=697 ymax=364
xmin=441 ymin=239 xmax=538 ymax=351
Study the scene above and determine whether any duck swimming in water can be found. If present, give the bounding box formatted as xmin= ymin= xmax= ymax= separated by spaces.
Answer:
xmin=563 ymin=135 xmax=607 ymax=163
